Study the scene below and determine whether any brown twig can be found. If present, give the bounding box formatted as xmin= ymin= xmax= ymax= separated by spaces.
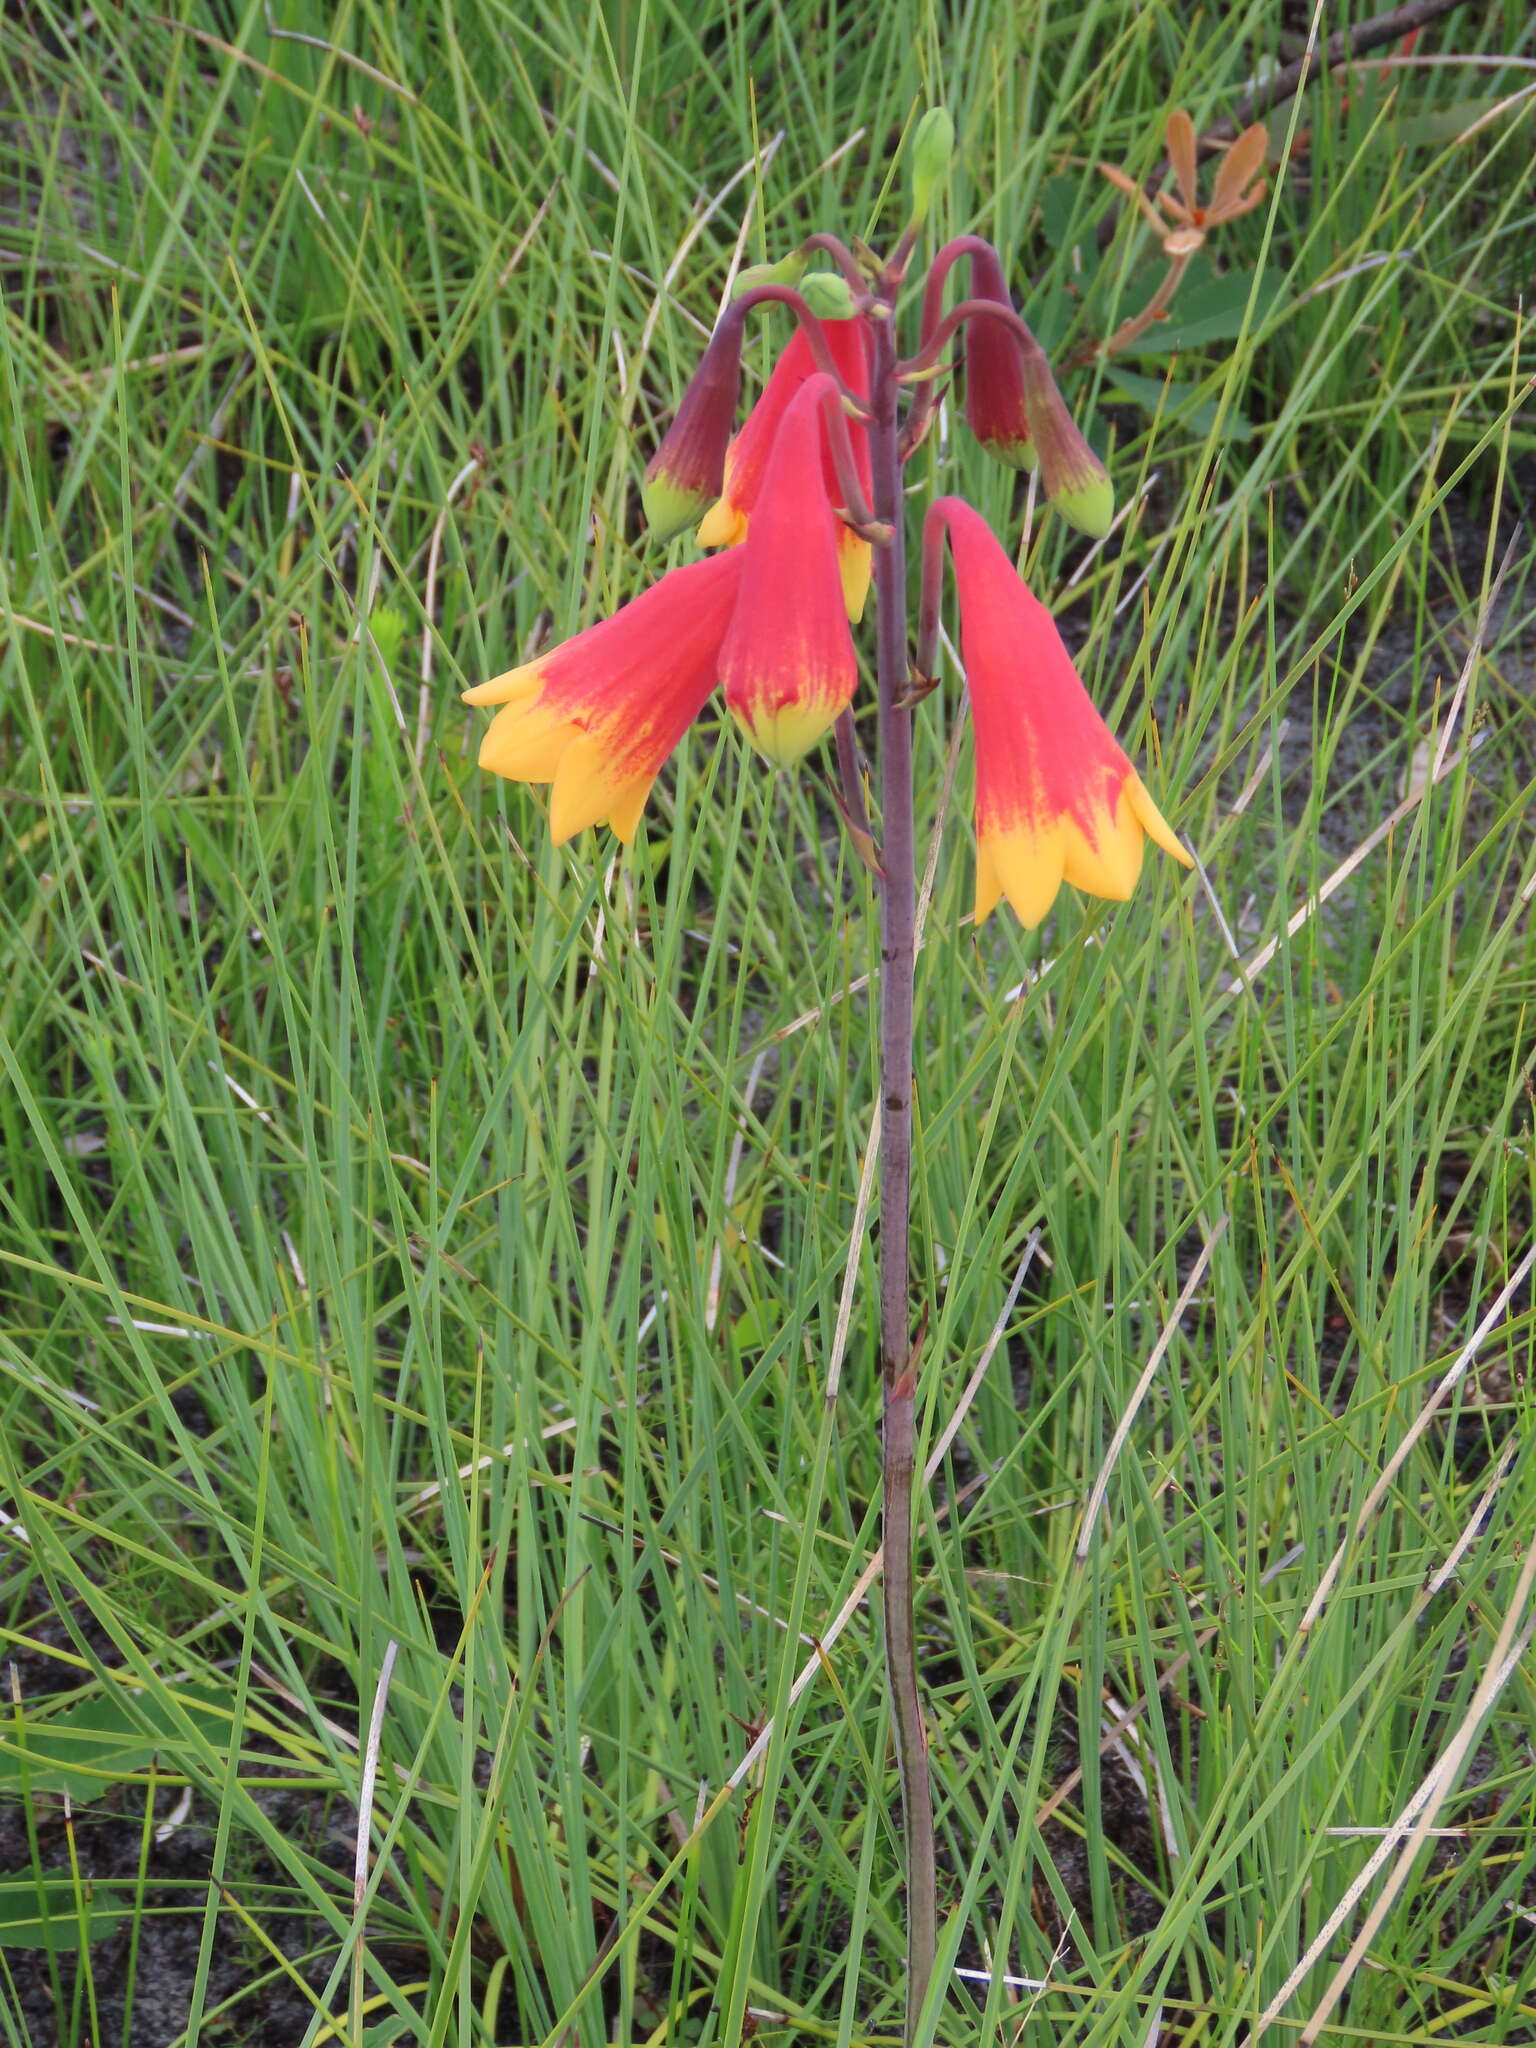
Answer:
xmin=1208 ymin=0 xmax=1468 ymax=144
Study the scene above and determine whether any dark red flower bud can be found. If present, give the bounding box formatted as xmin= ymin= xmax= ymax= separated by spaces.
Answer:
xmin=962 ymin=242 xmax=1035 ymax=473
xmin=642 ymin=319 xmax=744 ymax=542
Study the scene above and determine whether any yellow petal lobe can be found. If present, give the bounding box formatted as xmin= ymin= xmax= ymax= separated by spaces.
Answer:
xmin=981 ymin=824 xmax=1067 ymax=930
xmin=548 ymin=733 xmax=638 ymax=844
xmin=1059 ymin=788 xmax=1145 ymax=901
xmin=479 ymin=697 xmax=581 ymax=781
xmin=463 ymin=663 xmax=544 ymax=708
xmin=1126 ymin=774 xmax=1193 ymax=867
xmin=837 ymin=532 xmax=872 ymax=623
xmin=697 ymin=498 xmax=748 ymax=549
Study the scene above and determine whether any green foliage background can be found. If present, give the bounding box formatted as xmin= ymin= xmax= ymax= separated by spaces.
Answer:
xmin=1 ymin=2 xmax=1534 ymax=2043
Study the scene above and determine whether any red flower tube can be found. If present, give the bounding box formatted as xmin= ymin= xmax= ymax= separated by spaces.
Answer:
xmin=697 ymin=317 xmax=873 ymax=620
xmin=463 ymin=552 xmax=742 ymax=844
xmin=717 ymin=374 xmax=860 ymax=766
xmin=931 ymin=498 xmax=1189 ymax=926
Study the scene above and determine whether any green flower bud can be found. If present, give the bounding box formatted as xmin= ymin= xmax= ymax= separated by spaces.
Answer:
xmin=797 ymin=270 xmax=858 ymax=319
xmin=731 ymin=251 xmax=809 ymax=301
xmin=1048 ymin=468 xmax=1115 ymax=539
xmin=910 ymin=107 xmax=955 ymax=225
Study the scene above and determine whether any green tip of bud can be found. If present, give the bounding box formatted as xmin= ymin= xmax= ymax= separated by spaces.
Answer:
xmin=798 ymin=270 xmax=858 ymax=319
xmin=910 ymin=107 xmax=955 ymax=224
xmin=971 ymin=417 xmax=1038 ymax=473
xmin=1050 ymin=470 xmax=1115 ymax=539
xmin=732 ymin=251 xmax=808 ymax=300
xmin=641 ymin=473 xmax=711 ymax=544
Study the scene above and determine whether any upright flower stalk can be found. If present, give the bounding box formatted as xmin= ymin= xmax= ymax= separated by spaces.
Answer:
xmin=462 ymin=117 xmax=1191 ymax=2048
xmin=867 ymin=298 xmax=938 ymax=2033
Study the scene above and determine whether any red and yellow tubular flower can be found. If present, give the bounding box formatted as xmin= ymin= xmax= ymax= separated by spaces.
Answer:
xmin=962 ymin=241 xmax=1035 ymax=473
xmin=697 ymin=317 xmax=873 ymax=621
xmin=462 ymin=552 xmax=742 ymax=845
xmin=718 ymin=375 xmax=860 ymax=767
xmin=931 ymin=498 xmax=1189 ymax=928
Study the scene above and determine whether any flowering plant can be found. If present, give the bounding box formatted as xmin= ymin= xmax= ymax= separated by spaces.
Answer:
xmin=464 ymin=106 xmax=1189 ymax=2047
xmin=467 ymin=182 xmax=1187 ymax=930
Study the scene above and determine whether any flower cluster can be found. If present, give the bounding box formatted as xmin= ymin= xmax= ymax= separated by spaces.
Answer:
xmin=466 ymin=257 xmax=1190 ymax=929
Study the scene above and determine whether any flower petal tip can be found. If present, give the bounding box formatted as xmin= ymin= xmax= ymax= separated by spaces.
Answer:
xmin=696 ymin=497 xmax=748 ymax=549
xmin=1127 ymin=775 xmax=1193 ymax=868
xmin=462 ymin=664 xmax=542 ymax=707
xmin=975 ymin=825 xmax=1067 ymax=931
xmin=730 ymin=695 xmax=840 ymax=769
xmin=990 ymin=434 xmax=1039 ymax=475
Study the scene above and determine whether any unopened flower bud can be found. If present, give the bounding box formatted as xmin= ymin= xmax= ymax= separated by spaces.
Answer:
xmin=732 ymin=251 xmax=809 ymax=300
xmin=962 ymin=243 xmax=1035 ymax=472
xmin=642 ymin=320 xmax=744 ymax=542
xmin=910 ymin=107 xmax=954 ymax=226
xmin=1018 ymin=353 xmax=1114 ymax=538
xmin=798 ymin=271 xmax=858 ymax=319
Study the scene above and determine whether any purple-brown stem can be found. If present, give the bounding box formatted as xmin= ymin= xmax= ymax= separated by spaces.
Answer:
xmin=901 ymin=237 xmax=1003 ymax=459
xmin=799 ymin=230 xmax=871 ymax=299
xmin=727 ymin=284 xmax=864 ymax=401
xmin=803 ymin=375 xmax=883 ymax=533
xmin=870 ymin=293 xmax=937 ymax=2044
xmin=901 ymin=292 xmax=1052 ymax=383
xmin=914 ymin=501 xmax=950 ymax=685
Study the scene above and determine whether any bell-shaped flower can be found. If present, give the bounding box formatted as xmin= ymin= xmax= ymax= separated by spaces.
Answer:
xmin=932 ymin=498 xmax=1189 ymax=927
xmin=697 ymin=317 xmax=873 ymax=620
xmin=717 ymin=375 xmax=860 ymax=767
xmin=463 ymin=552 xmax=742 ymax=844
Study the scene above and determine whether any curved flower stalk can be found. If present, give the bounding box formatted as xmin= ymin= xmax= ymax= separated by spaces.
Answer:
xmin=922 ymin=498 xmax=1190 ymax=926
xmin=918 ymin=235 xmax=1035 ymax=470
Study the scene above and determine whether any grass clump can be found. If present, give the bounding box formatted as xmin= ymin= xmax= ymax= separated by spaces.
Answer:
xmin=2 ymin=3 xmax=1534 ymax=2044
